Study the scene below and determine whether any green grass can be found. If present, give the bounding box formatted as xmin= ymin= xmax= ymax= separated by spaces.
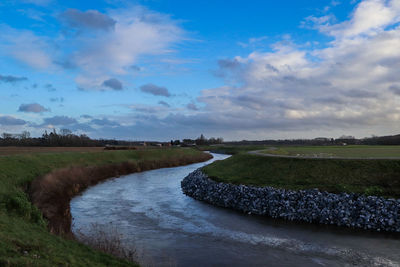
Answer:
xmin=0 ymin=148 xmax=205 ymax=266
xmin=0 ymin=211 xmax=133 ymax=266
xmin=198 ymin=145 xmax=270 ymax=155
xmin=203 ymin=153 xmax=400 ymax=198
xmin=260 ymin=145 xmax=400 ymax=158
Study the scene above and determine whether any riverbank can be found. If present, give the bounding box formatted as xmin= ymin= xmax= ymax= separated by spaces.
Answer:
xmin=202 ymin=153 xmax=400 ymax=198
xmin=182 ymin=169 xmax=400 ymax=232
xmin=0 ymin=148 xmax=211 ymax=266
xmin=186 ymin=151 xmax=400 ymax=232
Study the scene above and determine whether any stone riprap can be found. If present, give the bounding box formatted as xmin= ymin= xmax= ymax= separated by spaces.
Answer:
xmin=181 ymin=169 xmax=400 ymax=232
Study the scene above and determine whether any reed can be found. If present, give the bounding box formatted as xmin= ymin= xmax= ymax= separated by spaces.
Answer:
xmin=30 ymin=152 xmax=212 ymax=235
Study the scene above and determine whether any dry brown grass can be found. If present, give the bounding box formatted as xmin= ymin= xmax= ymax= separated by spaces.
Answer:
xmin=75 ymin=223 xmax=178 ymax=266
xmin=30 ymin=153 xmax=212 ymax=235
xmin=75 ymin=223 xmax=138 ymax=262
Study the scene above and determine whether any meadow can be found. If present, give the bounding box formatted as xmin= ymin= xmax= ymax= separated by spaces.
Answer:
xmin=260 ymin=145 xmax=400 ymax=158
xmin=0 ymin=147 xmax=210 ymax=266
xmin=198 ymin=144 xmax=269 ymax=155
xmin=203 ymin=145 xmax=400 ymax=198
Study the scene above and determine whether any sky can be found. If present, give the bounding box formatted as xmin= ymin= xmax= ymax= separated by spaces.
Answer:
xmin=1 ymin=0 xmax=400 ymax=141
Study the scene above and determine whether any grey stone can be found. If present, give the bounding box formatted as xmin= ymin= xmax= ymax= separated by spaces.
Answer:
xmin=181 ymin=169 xmax=400 ymax=233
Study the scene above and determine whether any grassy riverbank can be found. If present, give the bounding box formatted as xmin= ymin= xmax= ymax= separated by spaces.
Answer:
xmin=0 ymin=148 xmax=210 ymax=266
xmin=203 ymin=153 xmax=400 ymax=198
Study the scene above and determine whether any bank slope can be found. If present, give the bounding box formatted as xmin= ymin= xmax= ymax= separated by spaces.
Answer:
xmin=202 ymin=153 xmax=400 ymax=198
xmin=0 ymin=148 xmax=211 ymax=266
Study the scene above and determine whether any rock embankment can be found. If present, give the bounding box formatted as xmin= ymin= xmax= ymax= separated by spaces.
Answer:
xmin=181 ymin=169 xmax=400 ymax=232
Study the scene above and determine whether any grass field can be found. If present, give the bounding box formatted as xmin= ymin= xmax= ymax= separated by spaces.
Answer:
xmin=203 ymin=152 xmax=400 ymax=198
xmin=198 ymin=145 xmax=269 ymax=155
xmin=0 ymin=147 xmax=208 ymax=266
xmin=260 ymin=145 xmax=400 ymax=158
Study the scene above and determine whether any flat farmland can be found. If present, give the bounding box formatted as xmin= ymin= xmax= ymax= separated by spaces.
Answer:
xmin=260 ymin=145 xmax=400 ymax=159
xmin=0 ymin=146 xmax=105 ymax=156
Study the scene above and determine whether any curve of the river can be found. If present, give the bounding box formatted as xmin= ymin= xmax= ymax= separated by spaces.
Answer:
xmin=71 ymin=153 xmax=400 ymax=267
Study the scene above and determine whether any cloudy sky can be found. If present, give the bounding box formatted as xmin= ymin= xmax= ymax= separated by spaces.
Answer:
xmin=1 ymin=0 xmax=400 ymax=141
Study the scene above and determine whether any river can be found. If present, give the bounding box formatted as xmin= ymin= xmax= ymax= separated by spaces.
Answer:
xmin=71 ymin=153 xmax=400 ymax=266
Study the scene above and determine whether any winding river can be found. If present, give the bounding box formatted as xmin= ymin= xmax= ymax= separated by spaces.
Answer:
xmin=71 ymin=153 xmax=400 ymax=266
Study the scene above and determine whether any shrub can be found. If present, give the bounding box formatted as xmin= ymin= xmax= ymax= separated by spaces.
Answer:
xmin=5 ymin=191 xmax=31 ymax=218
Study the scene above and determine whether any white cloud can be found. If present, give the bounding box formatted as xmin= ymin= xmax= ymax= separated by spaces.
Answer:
xmin=0 ymin=26 xmax=55 ymax=70
xmin=315 ymin=0 xmax=400 ymax=38
xmin=68 ymin=6 xmax=184 ymax=88
xmin=0 ymin=5 xmax=185 ymax=90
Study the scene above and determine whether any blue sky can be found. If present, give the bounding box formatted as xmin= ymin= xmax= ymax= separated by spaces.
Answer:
xmin=1 ymin=0 xmax=400 ymax=141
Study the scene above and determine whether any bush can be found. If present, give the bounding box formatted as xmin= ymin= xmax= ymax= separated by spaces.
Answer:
xmin=4 ymin=190 xmax=46 ymax=226
xmin=5 ymin=191 xmax=31 ymax=218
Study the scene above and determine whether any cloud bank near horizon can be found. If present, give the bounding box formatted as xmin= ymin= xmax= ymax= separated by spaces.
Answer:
xmin=193 ymin=0 xmax=400 ymax=139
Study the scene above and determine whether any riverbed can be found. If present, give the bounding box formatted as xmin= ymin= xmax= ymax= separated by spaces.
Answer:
xmin=71 ymin=153 xmax=400 ymax=266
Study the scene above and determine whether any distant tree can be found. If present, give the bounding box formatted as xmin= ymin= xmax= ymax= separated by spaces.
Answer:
xmin=209 ymin=137 xmax=216 ymax=144
xmin=338 ymin=135 xmax=355 ymax=139
xmin=60 ymin=129 xmax=72 ymax=136
xmin=20 ymin=131 xmax=30 ymax=139
xmin=2 ymin=133 xmax=12 ymax=139
xmin=42 ymin=130 xmax=49 ymax=139
xmin=182 ymin=139 xmax=195 ymax=144
xmin=195 ymin=134 xmax=207 ymax=145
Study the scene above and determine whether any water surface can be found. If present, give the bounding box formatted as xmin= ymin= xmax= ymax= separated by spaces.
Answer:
xmin=71 ymin=153 xmax=400 ymax=266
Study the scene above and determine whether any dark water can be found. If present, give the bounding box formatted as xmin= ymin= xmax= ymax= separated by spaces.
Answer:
xmin=71 ymin=153 xmax=400 ymax=266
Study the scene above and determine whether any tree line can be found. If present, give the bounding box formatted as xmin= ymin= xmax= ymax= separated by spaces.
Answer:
xmin=0 ymin=129 xmax=138 ymax=147
xmin=0 ymin=130 xmax=224 ymax=147
xmin=171 ymin=134 xmax=224 ymax=146
xmin=224 ymin=134 xmax=400 ymax=146
xmin=2 ymin=129 xmax=400 ymax=147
